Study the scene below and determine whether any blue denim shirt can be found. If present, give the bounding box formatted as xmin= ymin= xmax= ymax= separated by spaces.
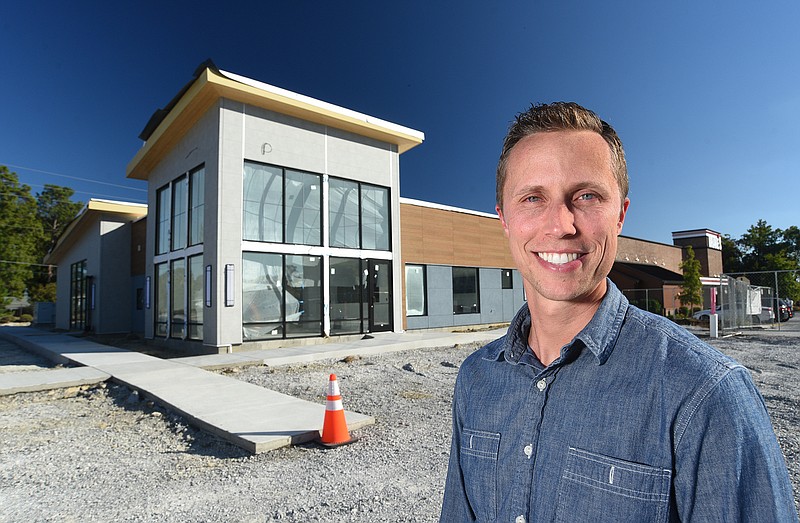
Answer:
xmin=441 ymin=281 xmax=798 ymax=522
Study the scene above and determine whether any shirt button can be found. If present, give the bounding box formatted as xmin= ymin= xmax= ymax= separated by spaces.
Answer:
xmin=536 ymin=379 xmax=547 ymax=391
xmin=524 ymin=444 xmax=533 ymax=458
xmin=515 ymin=516 xmax=526 ymax=523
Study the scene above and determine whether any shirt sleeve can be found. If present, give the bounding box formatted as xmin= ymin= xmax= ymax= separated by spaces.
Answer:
xmin=440 ymin=373 xmax=477 ymax=522
xmin=672 ymin=365 xmax=799 ymax=522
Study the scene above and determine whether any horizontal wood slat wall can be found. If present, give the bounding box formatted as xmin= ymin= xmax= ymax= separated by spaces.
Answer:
xmin=400 ymin=203 xmax=515 ymax=268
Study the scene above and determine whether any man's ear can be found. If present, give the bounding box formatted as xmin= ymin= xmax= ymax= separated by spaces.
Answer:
xmin=496 ymin=205 xmax=510 ymax=236
xmin=617 ymin=198 xmax=630 ymax=234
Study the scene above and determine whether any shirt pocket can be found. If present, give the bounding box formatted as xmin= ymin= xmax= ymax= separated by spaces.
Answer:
xmin=555 ymin=447 xmax=671 ymax=523
xmin=460 ymin=428 xmax=501 ymax=522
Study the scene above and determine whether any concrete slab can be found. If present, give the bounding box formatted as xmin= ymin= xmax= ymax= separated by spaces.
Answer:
xmin=0 ymin=325 xmax=506 ymax=453
xmin=0 ymin=366 xmax=110 ymax=396
xmin=0 ymin=326 xmax=378 ymax=453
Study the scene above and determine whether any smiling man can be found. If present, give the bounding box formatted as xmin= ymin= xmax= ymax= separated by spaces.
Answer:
xmin=440 ymin=102 xmax=798 ymax=522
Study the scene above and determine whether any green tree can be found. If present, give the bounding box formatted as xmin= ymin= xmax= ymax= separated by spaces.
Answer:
xmin=782 ymin=225 xmax=800 ymax=263
xmin=0 ymin=166 xmax=41 ymax=305
xmin=679 ymin=246 xmax=703 ymax=315
xmin=738 ymin=219 xmax=783 ymax=271
xmin=27 ymin=184 xmax=84 ymax=303
xmin=37 ymin=184 xmax=83 ymax=255
xmin=721 ymin=234 xmax=744 ymax=273
xmin=733 ymin=219 xmax=800 ymax=303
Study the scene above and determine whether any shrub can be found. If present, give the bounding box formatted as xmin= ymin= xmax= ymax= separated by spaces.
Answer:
xmin=20 ymin=313 xmax=33 ymax=322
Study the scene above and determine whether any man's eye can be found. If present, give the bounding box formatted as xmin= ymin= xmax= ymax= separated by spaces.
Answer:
xmin=525 ymin=196 xmax=541 ymax=203
xmin=577 ymin=193 xmax=597 ymax=201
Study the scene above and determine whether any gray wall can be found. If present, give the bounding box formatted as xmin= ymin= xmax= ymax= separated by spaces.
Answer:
xmin=144 ymin=97 xmax=404 ymax=349
xmin=98 ymin=218 xmax=134 ymax=334
xmin=406 ymin=265 xmax=526 ymax=330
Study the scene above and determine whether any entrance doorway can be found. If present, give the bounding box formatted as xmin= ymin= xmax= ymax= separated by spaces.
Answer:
xmin=329 ymin=258 xmax=392 ymax=335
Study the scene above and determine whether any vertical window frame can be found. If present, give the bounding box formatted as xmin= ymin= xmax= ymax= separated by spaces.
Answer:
xmin=188 ymin=165 xmax=205 ymax=247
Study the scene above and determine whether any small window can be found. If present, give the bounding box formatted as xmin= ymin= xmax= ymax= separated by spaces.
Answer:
xmin=501 ymin=269 xmax=513 ymax=289
xmin=453 ymin=267 xmax=480 ymax=314
xmin=405 ymin=265 xmax=426 ymax=317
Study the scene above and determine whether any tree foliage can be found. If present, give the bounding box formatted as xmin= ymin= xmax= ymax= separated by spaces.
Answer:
xmin=0 ymin=166 xmax=41 ymax=303
xmin=678 ymin=246 xmax=703 ymax=313
xmin=0 ymin=165 xmax=83 ymax=307
xmin=725 ymin=219 xmax=800 ymax=302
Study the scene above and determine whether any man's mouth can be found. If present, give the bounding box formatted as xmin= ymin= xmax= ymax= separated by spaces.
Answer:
xmin=537 ymin=252 xmax=581 ymax=265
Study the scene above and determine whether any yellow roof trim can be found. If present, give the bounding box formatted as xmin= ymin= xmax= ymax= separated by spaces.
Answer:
xmin=86 ymin=198 xmax=148 ymax=215
xmin=127 ymin=67 xmax=424 ymax=180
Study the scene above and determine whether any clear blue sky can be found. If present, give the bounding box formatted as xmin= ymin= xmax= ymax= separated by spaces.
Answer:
xmin=2 ymin=1 xmax=798 ymax=244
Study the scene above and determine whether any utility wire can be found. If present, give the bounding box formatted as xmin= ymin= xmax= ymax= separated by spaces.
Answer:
xmin=3 ymin=163 xmax=147 ymax=192
xmin=0 ymin=260 xmax=56 ymax=268
xmin=24 ymin=182 xmax=147 ymax=203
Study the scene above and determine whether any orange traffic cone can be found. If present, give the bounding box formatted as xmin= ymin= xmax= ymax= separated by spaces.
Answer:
xmin=318 ymin=373 xmax=357 ymax=447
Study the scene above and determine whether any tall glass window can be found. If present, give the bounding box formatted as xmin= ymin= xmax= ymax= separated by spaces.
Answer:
xmin=155 ymin=263 xmax=169 ymax=337
xmin=187 ymin=255 xmax=203 ymax=340
xmin=453 ymin=267 xmax=480 ymax=314
xmin=69 ymin=260 xmax=87 ymax=330
xmin=242 ymin=253 xmax=322 ymax=340
xmin=242 ymin=252 xmax=283 ymax=339
xmin=170 ymin=258 xmax=186 ymax=338
xmin=328 ymin=178 xmax=390 ymax=251
xmin=156 ymin=185 xmax=170 ymax=255
xmin=405 ymin=264 xmax=426 ymax=317
xmin=284 ymin=255 xmax=322 ymax=337
xmin=285 ymin=170 xmax=321 ymax=245
xmin=361 ymin=184 xmax=390 ymax=250
xmin=189 ymin=166 xmax=205 ymax=246
xmin=171 ymin=176 xmax=188 ymax=251
xmin=243 ymin=161 xmax=322 ymax=246
xmin=243 ymin=162 xmax=282 ymax=243
xmin=329 ymin=178 xmax=360 ymax=248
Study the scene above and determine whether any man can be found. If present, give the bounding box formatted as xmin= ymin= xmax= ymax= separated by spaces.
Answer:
xmin=440 ymin=102 xmax=798 ymax=522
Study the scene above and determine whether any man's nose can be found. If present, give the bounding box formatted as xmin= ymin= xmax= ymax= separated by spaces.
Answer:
xmin=545 ymin=202 xmax=577 ymax=237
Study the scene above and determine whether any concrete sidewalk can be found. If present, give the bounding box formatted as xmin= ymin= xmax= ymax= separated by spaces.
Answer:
xmin=0 ymin=326 xmax=504 ymax=453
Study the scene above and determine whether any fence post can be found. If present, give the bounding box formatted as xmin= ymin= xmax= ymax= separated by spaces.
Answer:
xmin=775 ymin=271 xmax=781 ymax=331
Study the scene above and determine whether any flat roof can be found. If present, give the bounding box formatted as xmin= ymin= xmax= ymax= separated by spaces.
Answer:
xmin=399 ymin=197 xmax=499 ymax=220
xmin=127 ymin=61 xmax=425 ymax=180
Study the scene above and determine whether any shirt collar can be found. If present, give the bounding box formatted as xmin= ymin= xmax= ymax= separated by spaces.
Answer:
xmin=486 ymin=279 xmax=629 ymax=366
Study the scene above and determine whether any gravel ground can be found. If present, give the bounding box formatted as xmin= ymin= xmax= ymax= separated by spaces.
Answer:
xmin=1 ymin=331 xmax=799 ymax=522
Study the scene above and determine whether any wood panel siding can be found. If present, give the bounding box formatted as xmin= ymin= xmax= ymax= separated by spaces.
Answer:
xmin=400 ymin=203 xmax=515 ymax=269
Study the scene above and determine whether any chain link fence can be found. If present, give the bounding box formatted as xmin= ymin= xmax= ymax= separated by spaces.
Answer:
xmin=621 ymin=288 xmax=666 ymax=315
xmin=720 ymin=270 xmax=799 ymax=330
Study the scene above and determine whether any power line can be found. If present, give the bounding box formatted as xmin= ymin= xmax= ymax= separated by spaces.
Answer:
xmin=0 ymin=260 xmax=56 ymax=268
xmin=24 ymin=182 xmax=147 ymax=203
xmin=3 ymin=163 xmax=147 ymax=192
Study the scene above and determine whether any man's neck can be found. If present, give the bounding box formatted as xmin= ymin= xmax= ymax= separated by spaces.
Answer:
xmin=526 ymin=293 xmax=604 ymax=367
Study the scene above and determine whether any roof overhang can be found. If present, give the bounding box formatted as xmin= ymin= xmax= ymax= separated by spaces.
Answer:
xmin=126 ymin=63 xmax=425 ymax=181
xmin=44 ymin=199 xmax=148 ymax=264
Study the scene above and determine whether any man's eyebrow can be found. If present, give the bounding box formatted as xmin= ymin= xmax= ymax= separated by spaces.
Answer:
xmin=511 ymin=182 xmax=612 ymax=196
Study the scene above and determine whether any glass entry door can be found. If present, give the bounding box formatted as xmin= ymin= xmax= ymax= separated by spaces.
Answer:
xmin=368 ymin=260 xmax=392 ymax=332
xmin=330 ymin=258 xmax=392 ymax=335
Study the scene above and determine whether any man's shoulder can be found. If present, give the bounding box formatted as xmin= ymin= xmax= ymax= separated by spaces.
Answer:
xmin=623 ymin=305 xmax=741 ymax=374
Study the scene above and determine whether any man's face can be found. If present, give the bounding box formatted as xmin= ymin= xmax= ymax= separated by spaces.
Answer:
xmin=496 ymin=130 xmax=629 ymax=305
